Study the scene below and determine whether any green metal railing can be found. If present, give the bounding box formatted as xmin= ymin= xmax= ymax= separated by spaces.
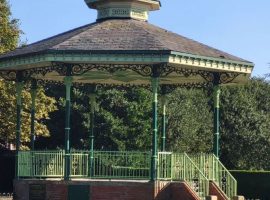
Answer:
xmin=18 ymin=150 xmax=64 ymax=177
xmin=18 ymin=150 xmax=236 ymax=199
xmin=70 ymin=151 xmax=89 ymax=177
xmin=18 ymin=150 xmax=151 ymax=179
xmin=190 ymin=153 xmax=237 ymax=199
xmin=93 ymin=151 xmax=151 ymax=179
xmin=158 ymin=152 xmax=209 ymax=199
xmin=158 ymin=152 xmax=172 ymax=180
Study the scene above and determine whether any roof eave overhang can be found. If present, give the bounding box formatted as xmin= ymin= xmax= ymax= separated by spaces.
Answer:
xmin=0 ymin=50 xmax=254 ymax=75
xmin=169 ymin=51 xmax=254 ymax=75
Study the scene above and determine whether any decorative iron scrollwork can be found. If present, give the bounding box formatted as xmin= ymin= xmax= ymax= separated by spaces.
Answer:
xmin=221 ymin=176 xmax=227 ymax=193
xmin=198 ymin=71 xmax=241 ymax=84
xmin=0 ymin=70 xmax=33 ymax=82
xmin=51 ymin=62 xmax=179 ymax=78
xmin=0 ymin=61 xmax=242 ymax=89
xmin=192 ymin=171 xmax=200 ymax=193
xmin=0 ymin=71 xmax=17 ymax=81
xmin=220 ymin=72 xmax=240 ymax=84
xmin=175 ymin=68 xmax=198 ymax=77
xmin=198 ymin=71 xmax=215 ymax=82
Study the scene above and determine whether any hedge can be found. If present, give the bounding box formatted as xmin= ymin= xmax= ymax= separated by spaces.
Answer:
xmin=230 ymin=170 xmax=270 ymax=200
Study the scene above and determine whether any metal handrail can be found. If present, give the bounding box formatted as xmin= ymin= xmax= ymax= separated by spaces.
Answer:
xmin=18 ymin=150 xmax=151 ymax=179
xmin=93 ymin=151 xmax=151 ymax=179
xmin=190 ymin=153 xmax=237 ymax=199
xmin=158 ymin=152 xmax=209 ymax=199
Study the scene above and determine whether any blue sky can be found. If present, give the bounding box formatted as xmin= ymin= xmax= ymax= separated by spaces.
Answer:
xmin=8 ymin=0 xmax=270 ymax=77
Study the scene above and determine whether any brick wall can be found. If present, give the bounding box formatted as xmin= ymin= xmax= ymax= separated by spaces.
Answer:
xmin=14 ymin=179 xmax=201 ymax=200
xmin=209 ymin=181 xmax=228 ymax=200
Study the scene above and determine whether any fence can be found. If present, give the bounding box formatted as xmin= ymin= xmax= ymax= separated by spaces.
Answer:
xmin=18 ymin=150 xmax=151 ymax=179
xmin=158 ymin=152 xmax=209 ymax=199
xmin=190 ymin=153 xmax=237 ymax=199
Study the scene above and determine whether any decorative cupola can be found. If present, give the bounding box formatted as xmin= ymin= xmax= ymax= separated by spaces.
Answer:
xmin=84 ymin=0 xmax=160 ymax=21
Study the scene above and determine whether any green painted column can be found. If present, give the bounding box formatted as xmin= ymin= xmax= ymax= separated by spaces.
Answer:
xmin=161 ymin=95 xmax=167 ymax=152
xmin=213 ymin=84 xmax=221 ymax=158
xmin=30 ymin=80 xmax=37 ymax=150
xmin=64 ymin=76 xmax=73 ymax=180
xmin=151 ymin=76 xmax=159 ymax=181
xmin=88 ymin=92 xmax=96 ymax=177
xmin=15 ymin=79 xmax=24 ymax=179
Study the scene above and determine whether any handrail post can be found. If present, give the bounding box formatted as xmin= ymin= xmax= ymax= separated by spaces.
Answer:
xmin=64 ymin=75 xmax=73 ymax=180
xmin=15 ymin=72 xmax=24 ymax=179
xmin=151 ymin=68 xmax=159 ymax=181
xmin=213 ymin=73 xmax=221 ymax=158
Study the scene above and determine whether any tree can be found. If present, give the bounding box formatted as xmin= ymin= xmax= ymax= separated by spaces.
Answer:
xmin=0 ymin=0 xmax=20 ymax=54
xmin=36 ymin=86 xmax=152 ymax=151
xmin=0 ymin=0 xmax=57 ymax=149
xmin=220 ymin=78 xmax=270 ymax=170
xmin=166 ymin=88 xmax=213 ymax=153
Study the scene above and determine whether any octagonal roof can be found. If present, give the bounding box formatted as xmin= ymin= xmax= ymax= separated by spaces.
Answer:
xmin=0 ymin=1 xmax=254 ymax=86
xmin=0 ymin=19 xmax=250 ymax=63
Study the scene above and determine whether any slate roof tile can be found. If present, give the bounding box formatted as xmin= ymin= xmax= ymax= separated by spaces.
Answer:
xmin=0 ymin=19 xmax=251 ymax=63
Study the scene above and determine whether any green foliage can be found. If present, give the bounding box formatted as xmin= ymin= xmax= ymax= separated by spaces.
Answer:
xmin=220 ymin=78 xmax=270 ymax=170
xmin=36 ymin=86 xmax=152 ymax=151
xmin=0 ymin=1 xmax=57 ymax=149
xmin=0 ymin=0 xmax=20 ymax=53
xmin=166 ymin=88 xmax=213 ymax=153
xmin=96 ymin=88 xmax=152 ymax=151
xmin=0 ymin=81 xmax=57 ymax=149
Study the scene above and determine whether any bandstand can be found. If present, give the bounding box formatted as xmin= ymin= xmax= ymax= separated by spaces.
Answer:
xmin=0 ymin=0 xmax=254 ymax=200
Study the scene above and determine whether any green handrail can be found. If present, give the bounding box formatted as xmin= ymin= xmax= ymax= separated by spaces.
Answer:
xmin=173 ymin=153 xmax=209 ymax=199
xmin=70 ymin=151 xmax=89 ymax=177
xmin=18 ymin=150 xmax=151 ymax=179
xmin=93 ymin=151 xmax=151 ymax=179
xmin=18 ymin=150 xmax=64 ymax=177
xmin=158 ymin=152 xmax=209 ymax=199
xmin=157 ymin=152 xmax=172 ymax=180
xmin=190 ymin=153 xmax=237 ymax=199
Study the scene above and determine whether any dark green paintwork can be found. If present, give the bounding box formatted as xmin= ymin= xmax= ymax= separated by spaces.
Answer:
xmin=68 ymin=185 xmax=89 ymax=200
xmin=88 ymin=89 xmax=96 ymax=177
xmin=161 ymin=96 xmax=166 ymax=152
xmin=15 ymin=78 xmax=23 ymax=179
xmin=151 ymin=77 xmax=159 ymax=181
xmin=213 ymin=84 xmax=221 ymax=158
xmin=30 ymin=80 xmax=37 ymax=151
xmin=64 ymin=76 xmax=73 ymax=180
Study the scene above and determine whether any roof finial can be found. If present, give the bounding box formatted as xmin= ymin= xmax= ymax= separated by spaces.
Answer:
xmin=84 ymin=0 xmax=160 ymax=21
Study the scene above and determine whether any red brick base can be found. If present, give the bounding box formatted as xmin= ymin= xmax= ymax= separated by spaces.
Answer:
xmin=209 ymin=181 xmax=228 ymax=200
xmin=14 ymin=179 xmax=201 ymax=200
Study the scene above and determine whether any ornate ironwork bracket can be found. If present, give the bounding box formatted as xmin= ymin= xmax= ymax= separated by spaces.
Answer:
xmin=198 ymin=71 xmax=241 ymax=84
xmin=0 ymin=70 xmax=30 ymax=82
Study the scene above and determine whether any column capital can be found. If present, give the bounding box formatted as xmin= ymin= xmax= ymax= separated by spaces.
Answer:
xmin=64 ymin=76 xmax=73 ymax=86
